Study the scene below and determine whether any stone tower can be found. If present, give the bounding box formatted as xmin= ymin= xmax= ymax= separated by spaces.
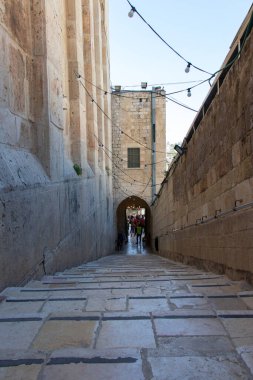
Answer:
xmin=111 ymin=88 xmax=166 ymax=234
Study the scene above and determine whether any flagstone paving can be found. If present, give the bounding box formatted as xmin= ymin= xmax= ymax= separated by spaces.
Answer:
xmin=1 ymin=252 xmax=253 ymax=379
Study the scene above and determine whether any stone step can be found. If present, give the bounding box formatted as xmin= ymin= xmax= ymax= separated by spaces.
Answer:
xmin=0 ymin=254 xmax=253 ymax=379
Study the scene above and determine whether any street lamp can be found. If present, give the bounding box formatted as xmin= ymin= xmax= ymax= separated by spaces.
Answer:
xmin=174 ymin=144 xmax=187 ymax=156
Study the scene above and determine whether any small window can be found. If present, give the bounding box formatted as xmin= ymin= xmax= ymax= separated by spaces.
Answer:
xmin=128 ymin=148 xmax=140 ymax=168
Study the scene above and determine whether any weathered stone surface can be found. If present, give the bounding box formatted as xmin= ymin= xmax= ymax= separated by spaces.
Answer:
xmin=148 ymin=355 xmax=250 ymax=380
xmin=128 ymin=297 xmax=170 ymax=313
xmin=152 ymin=25 xmax=253 ymax=283
xmin=42 ymin=362 xmax=144 ymax=380
xmin=156 ymin=336 xmax=234 ymax=355
xmin=154 ymin=316 xmax=226 ymax=337
xmin=96 ymin=319 xmax=156 ymax=349
xmin=112 ymin=90 xmax=166 ymax=234
xmin=0 ymin=0 xmax=113 ymax=291
xmin=0 ymin=365 xmax=42 ymax=380
xmin=0 ymin=320 xmax=44 ymax=350
xmin=32 ymin=320 xmax=97 ymax=351
xmin=0 ymin=253 xmax=253 ymax=378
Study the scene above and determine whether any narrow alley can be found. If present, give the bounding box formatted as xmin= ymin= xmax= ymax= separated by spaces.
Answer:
xmin=1 ymin=250 xmax=253 ymax=379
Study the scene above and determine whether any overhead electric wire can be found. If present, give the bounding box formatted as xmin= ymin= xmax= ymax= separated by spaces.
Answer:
xmin=95 ymin=134 xmax=165 ymax=188
xmin=97 ymin=130 xmax=169 ymax=167
xmin=77 ymin=75 xmax=168 ymax=154
xmin=112 ymin=172 xmax=150 ymax=194
xmin=76 ymin=7 xmax=253 ymax=106
xmin=76 ymin=71 xmax=200 ymax=112
xmin=165 ymin=95 xmax=198 ymax=112
xmin=83 ymin=74 xmax=205 ymax=90
xmin=113 ymin=173 xmax=151 ymax=200
xmin=126 ymin=0 xmax=212 ymax=75
xmin=112 ymin=173 xmax=150 ymax=196
xmin=99 ymin=141 xmax=149 ymax=185
xmin=123 ymin=79 xmax=205 ymax=88
xmin=126 ymin=2 xmax=253 ymax=96
xmin=75 ymin=72 xmax=200 ymax=107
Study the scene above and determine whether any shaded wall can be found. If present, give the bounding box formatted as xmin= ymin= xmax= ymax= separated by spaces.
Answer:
xmin=0 ymin=0 xmax=114 ymax=290
xmin=152 ymin=15 xmax=253 ymax=282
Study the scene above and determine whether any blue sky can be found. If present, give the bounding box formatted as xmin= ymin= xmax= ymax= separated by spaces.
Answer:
xmin=109 ymin=0 xmax=252 ymax=143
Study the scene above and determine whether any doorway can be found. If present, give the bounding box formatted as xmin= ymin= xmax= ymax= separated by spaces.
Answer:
xmin=116 ymin=196 xmax=151 ymax=246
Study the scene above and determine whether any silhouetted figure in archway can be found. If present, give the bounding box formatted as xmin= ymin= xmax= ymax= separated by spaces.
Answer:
xmin=136 ymin=222 xmax=142 ymax=245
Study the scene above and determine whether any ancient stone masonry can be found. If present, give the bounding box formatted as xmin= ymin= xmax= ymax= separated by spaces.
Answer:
xmin=111 ymin=90 xmax=166 ymax=219
xmin=0 ymin=0 xmax=113 ymax=290
xmin=152 ymin=8 xmax=253 ymax=283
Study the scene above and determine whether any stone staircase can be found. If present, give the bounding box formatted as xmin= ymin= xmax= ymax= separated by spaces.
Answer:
xmin=0 ymin=254 xmax=253 ymax=379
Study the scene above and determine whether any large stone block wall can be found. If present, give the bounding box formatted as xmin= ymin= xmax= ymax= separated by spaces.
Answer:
xmin=152 ymin=23 xmax=253 ymax=282
xmin=0 ymin=0 xmax=114 ymax=290
xmin=112 ymin=91 xmax=166 ymax=213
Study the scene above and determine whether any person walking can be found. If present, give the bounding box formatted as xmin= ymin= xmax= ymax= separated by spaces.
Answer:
xmin=136 ymin=222 xmax=142 ymax=245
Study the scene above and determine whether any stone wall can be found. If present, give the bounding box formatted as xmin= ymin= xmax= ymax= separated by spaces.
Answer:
xmin=0 ymin=0 xmax=114 ymax=290
xmin=152 ymin=15 xmax=253 ymax=282
xmin=112 ymin=91 xmax=166 ymax=220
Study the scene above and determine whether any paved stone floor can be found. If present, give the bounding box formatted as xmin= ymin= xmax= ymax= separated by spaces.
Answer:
xmin=1 ymin=239 xmax=253 ymax=379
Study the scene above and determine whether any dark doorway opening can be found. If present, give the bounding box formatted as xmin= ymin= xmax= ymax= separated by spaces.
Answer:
xmin=116 ymin=196 xmax=151 ymax=246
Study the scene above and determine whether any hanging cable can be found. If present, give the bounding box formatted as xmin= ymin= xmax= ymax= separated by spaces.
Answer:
xmin=125 ymin=3 xmax=253 ymax=96
xmin=123 ymin=79 xmax=205 ymax=88
xmin=126 ymin=0 xmax=212 ymax=75
xmin=95 ymin=134 xmax=165 ymax=188
xmin=76 ymin=8 xmax=253 ymax=102
xmin=113 ymin=174 xmax=152 ymax=200
xmin=98 ymin=140 xmax=149 ymax=185
xmin=166 ymin=95 xmax=197 ymax=112
xmin=101 ymin=136 xmax=169 ymax=167
xmin=75 ymin=71 xmax=201 ymax=105
xmin=77 ymin=74 xmax=168 ymax=154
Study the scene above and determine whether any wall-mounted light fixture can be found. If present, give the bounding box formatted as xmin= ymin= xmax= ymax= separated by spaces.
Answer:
xmin=174 ymin=144 xmax=187 ymax=156
xmin=234 ymin=199 xmax=243 ymax=210
xmin=215 ymin=209 xmax=221 ymax=218
xmin=62 ymin=95 xmax=68 ymax=110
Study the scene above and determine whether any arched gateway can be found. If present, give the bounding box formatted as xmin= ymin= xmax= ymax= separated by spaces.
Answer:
xmin=116 ymin=196 xmax=152 ymax=245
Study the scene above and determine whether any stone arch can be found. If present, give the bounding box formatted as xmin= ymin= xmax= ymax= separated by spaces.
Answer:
xmin=116 ymin=196 xmax=152 ymax=245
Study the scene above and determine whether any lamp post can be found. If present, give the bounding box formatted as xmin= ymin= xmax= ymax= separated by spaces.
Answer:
xmin=151 ymin=87 xmax=156 ymax=202
xmin=150 ymin=86 xmax=165 ymax=201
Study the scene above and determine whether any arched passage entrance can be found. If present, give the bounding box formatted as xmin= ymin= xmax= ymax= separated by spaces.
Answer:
xmin=116 ymin=196 xmax=151 ymax=245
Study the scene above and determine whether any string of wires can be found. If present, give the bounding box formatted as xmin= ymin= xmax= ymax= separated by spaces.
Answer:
xmin=95 ymin=134 xmax=165 ymax=188
xmin=126 ymin=0 xmax=212 ymax=75
xmin=126 ymin=0 xmax=253 ymax=81
xmin=76 ymin=7 xmax=253 ymax=101
xmin=113 ymin=174 xmax=152 ymax=200
xmin=77 ymin=73 xmax=198 ymax=111
xmin=77 ymin=74 xmax=168 ymax=154
xmin=96 ymin=133 xmax=169 ymax=167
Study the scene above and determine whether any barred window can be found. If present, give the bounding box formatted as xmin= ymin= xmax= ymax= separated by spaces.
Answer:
xmin=128 ymin=148 xmax=140 ymax=168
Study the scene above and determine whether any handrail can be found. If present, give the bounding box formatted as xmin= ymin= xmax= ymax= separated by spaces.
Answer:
xmin=17 ymin=256 xmax=46 ymax=287
xmin=157 ymin=199 xmax=253 ymax=238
